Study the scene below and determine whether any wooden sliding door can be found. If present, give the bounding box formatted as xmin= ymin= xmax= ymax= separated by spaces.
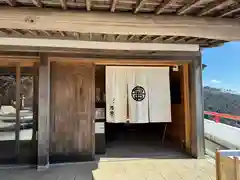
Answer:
xmin=50 ymin=62 xmax=95 ymax=163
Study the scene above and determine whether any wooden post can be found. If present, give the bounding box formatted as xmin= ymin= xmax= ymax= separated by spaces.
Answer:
xmin=32 ymin=63 xmax=38 ymax=153
xmin=38 ymin=53 xmax=50 ymax=169
xmin=190 ymin=55 xmax=205 ymax=158
xmin=15 ymin=63 xmax=20 ymax=158
xmin=183 ymin=64 xmax=191 ymax=153
xmin=216 ymin=151 xmax=221 ymax=180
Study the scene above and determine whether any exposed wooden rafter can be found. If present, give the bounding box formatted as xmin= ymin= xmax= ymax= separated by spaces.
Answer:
xmin=128 ymin=35 xmax=135 ymax=41
xmin=218 ymin=4 xmax=240 ymax=17
xmin=177 ymin=0 xmax=202 ymax=15
xmin=207 ymin=39 xmax=219 ymax=45
xmin=12 ymin=29 xmax=25 ymax=36
xmin=86 ymin=0 xmax=91 ymax=11
xmin=42 ymin=30 xmax=51 ymax=36
xmin=59 ymin=31 xmax=66 ymax=37
xmin=175 ymin=36 xmax=187 ymax=42
xmin=73 ymin=32 xmax=80 ymax=39
xmin=111 ymin=0 xmax=118 ymax=12
xmin=89 ymin=33 xmax=92 ymax=40
xmin=0 ymin=29 xmax=11 ymax=35
xmin=28 ymin=30 xmax=38 ymax=36
xmin=164 ymin=36 xmax=176 ymax=42
xmin=32 ymin=0 xmax=42 ymax=7
xmin=140 ymin=35 xmax=150 ymax=41
xmin=0 ymin=8 xmax=239 ymax=41
xmin=4 ymin=0 xmax=16 ymax=6
xmin=155 ymin=0 xmax=172 ymax=15
xmin=187 ymin=37 xmax=199 ymax=43
xmin=152 ymin=36 xmax=165 ymax=42
xmin=115 ymin=34 xmax=121 ymax=41
xmin=198 ymin=0 xmax=231 ymax=16
xmin=102 ymin=34 xmax=107 ymax=41
xmin=60 ymin=0 xmax=67 ymax=10
xmin=135 ymin=0 xmax=148 ymax=13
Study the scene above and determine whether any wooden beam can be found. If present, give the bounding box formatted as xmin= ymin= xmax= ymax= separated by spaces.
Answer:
xmin=198 ymin=0 xmax=231 ymax=16
xmin=0 ymin=37 xmax=200 ymax=51
xmin=134 ymin=0 xmax=148 ymax=13
xmin=219 ymin=4 xmax=240 ymax=17
xmin=155 ymin=0 xmax=172 ymax=15
xmin=38 ymin=53 xmax=50 ymax=169
xmin=32 ymin=0 xmax=43 ymax=7
xmin=177 ymin=0 xmax=201 ymax=15
xmin=0 ymin=8 xmax=239 ymax=41
xmin=60 ymin=0 xmax=67 ymax=9
xmin=4 ymin=0 xmax=16 ymax=6
xmin=86 ymin=0 xmax=91 ymax=11
xmin=111 ymin=0 xmax=118 ymax=12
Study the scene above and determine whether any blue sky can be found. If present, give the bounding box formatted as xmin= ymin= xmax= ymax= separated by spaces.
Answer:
xmin=202 ymin=41 xmax=240 ymax=92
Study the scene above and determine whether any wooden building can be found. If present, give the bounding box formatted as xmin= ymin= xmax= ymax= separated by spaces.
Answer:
xmin=0 ymin=0 xmax=239 ymax=169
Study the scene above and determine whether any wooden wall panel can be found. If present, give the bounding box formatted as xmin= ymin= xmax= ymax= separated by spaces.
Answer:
xmin=50 ymin=62 xmax=94 ymax=156
xmin=167 ymin=67 xmax=186 ymax=147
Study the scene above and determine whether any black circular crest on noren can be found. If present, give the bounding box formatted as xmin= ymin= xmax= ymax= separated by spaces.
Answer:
xmin=131 ymin=86 xmax=146 ymax=102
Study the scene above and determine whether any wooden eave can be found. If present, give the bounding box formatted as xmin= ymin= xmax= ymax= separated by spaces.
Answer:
xmin=0 ymin=0 xmax=239 ymax=47
xmin=0 ymin=29 xmax=226 ymax=48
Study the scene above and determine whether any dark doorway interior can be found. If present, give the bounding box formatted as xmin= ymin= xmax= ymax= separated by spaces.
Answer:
xmin=95 ymin=65 xmax=187 ymax=158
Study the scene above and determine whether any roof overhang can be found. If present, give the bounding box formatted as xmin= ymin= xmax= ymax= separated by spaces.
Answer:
xmin=0 ymin=37 xmax=200 ymax=51
xmin=0 ymin=1 xmax=239 ymax=48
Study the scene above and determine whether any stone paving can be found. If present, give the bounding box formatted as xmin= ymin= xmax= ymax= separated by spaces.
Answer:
xmin=0 ymin=156 xmax=216 ymax=180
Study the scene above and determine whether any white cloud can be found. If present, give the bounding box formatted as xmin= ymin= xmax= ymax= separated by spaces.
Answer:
xmin=211 ymin=79 xmax=221 ymax=84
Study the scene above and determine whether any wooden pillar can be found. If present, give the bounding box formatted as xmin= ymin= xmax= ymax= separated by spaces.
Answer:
xmin=190 ymin=55 xmax=205 ymax=158
xmin=183 ymin=64 xmax=191 ymax=153
xmin=15 ymin=63 xmax=20 ymax=157
xmin=32 ymin=63 xmax=39 ymax=152
xmin=38 ymin=54 xmax=50 ymax=169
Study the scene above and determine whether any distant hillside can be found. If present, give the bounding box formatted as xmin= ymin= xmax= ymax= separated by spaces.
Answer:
xmin=204 ymin=86 xmax=240 ymax=116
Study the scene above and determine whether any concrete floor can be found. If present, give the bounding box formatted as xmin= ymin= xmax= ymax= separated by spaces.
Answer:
xmin=0 ymin=156 xmax=216 ymax=180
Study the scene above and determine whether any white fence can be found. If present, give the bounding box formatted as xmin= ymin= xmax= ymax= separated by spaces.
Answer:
xmin=204 ymin=119 xmax=240 ymax=149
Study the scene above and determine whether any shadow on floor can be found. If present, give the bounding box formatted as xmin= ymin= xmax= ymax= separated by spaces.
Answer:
xmin=0 ymin=162 xmax=98 ymax=180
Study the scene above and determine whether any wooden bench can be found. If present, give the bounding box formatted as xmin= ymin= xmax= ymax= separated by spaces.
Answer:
xmin=216 ymin=150 xmax=240 ymax=180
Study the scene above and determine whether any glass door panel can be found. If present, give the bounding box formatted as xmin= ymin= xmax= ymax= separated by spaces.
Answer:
xmin=0 ymin=65 xmax=37 ymax=165
xmin=0 ymin=67 xmax=17 ymax=164
xmin=19 ymin=66 xmax=37 ymax=164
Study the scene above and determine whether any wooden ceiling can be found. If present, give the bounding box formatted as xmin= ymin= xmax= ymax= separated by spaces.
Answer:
xmin=0 ymin=0 xmax=239 ymax=18
xmin=0 ymin=0 xmax=239 ymax=47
